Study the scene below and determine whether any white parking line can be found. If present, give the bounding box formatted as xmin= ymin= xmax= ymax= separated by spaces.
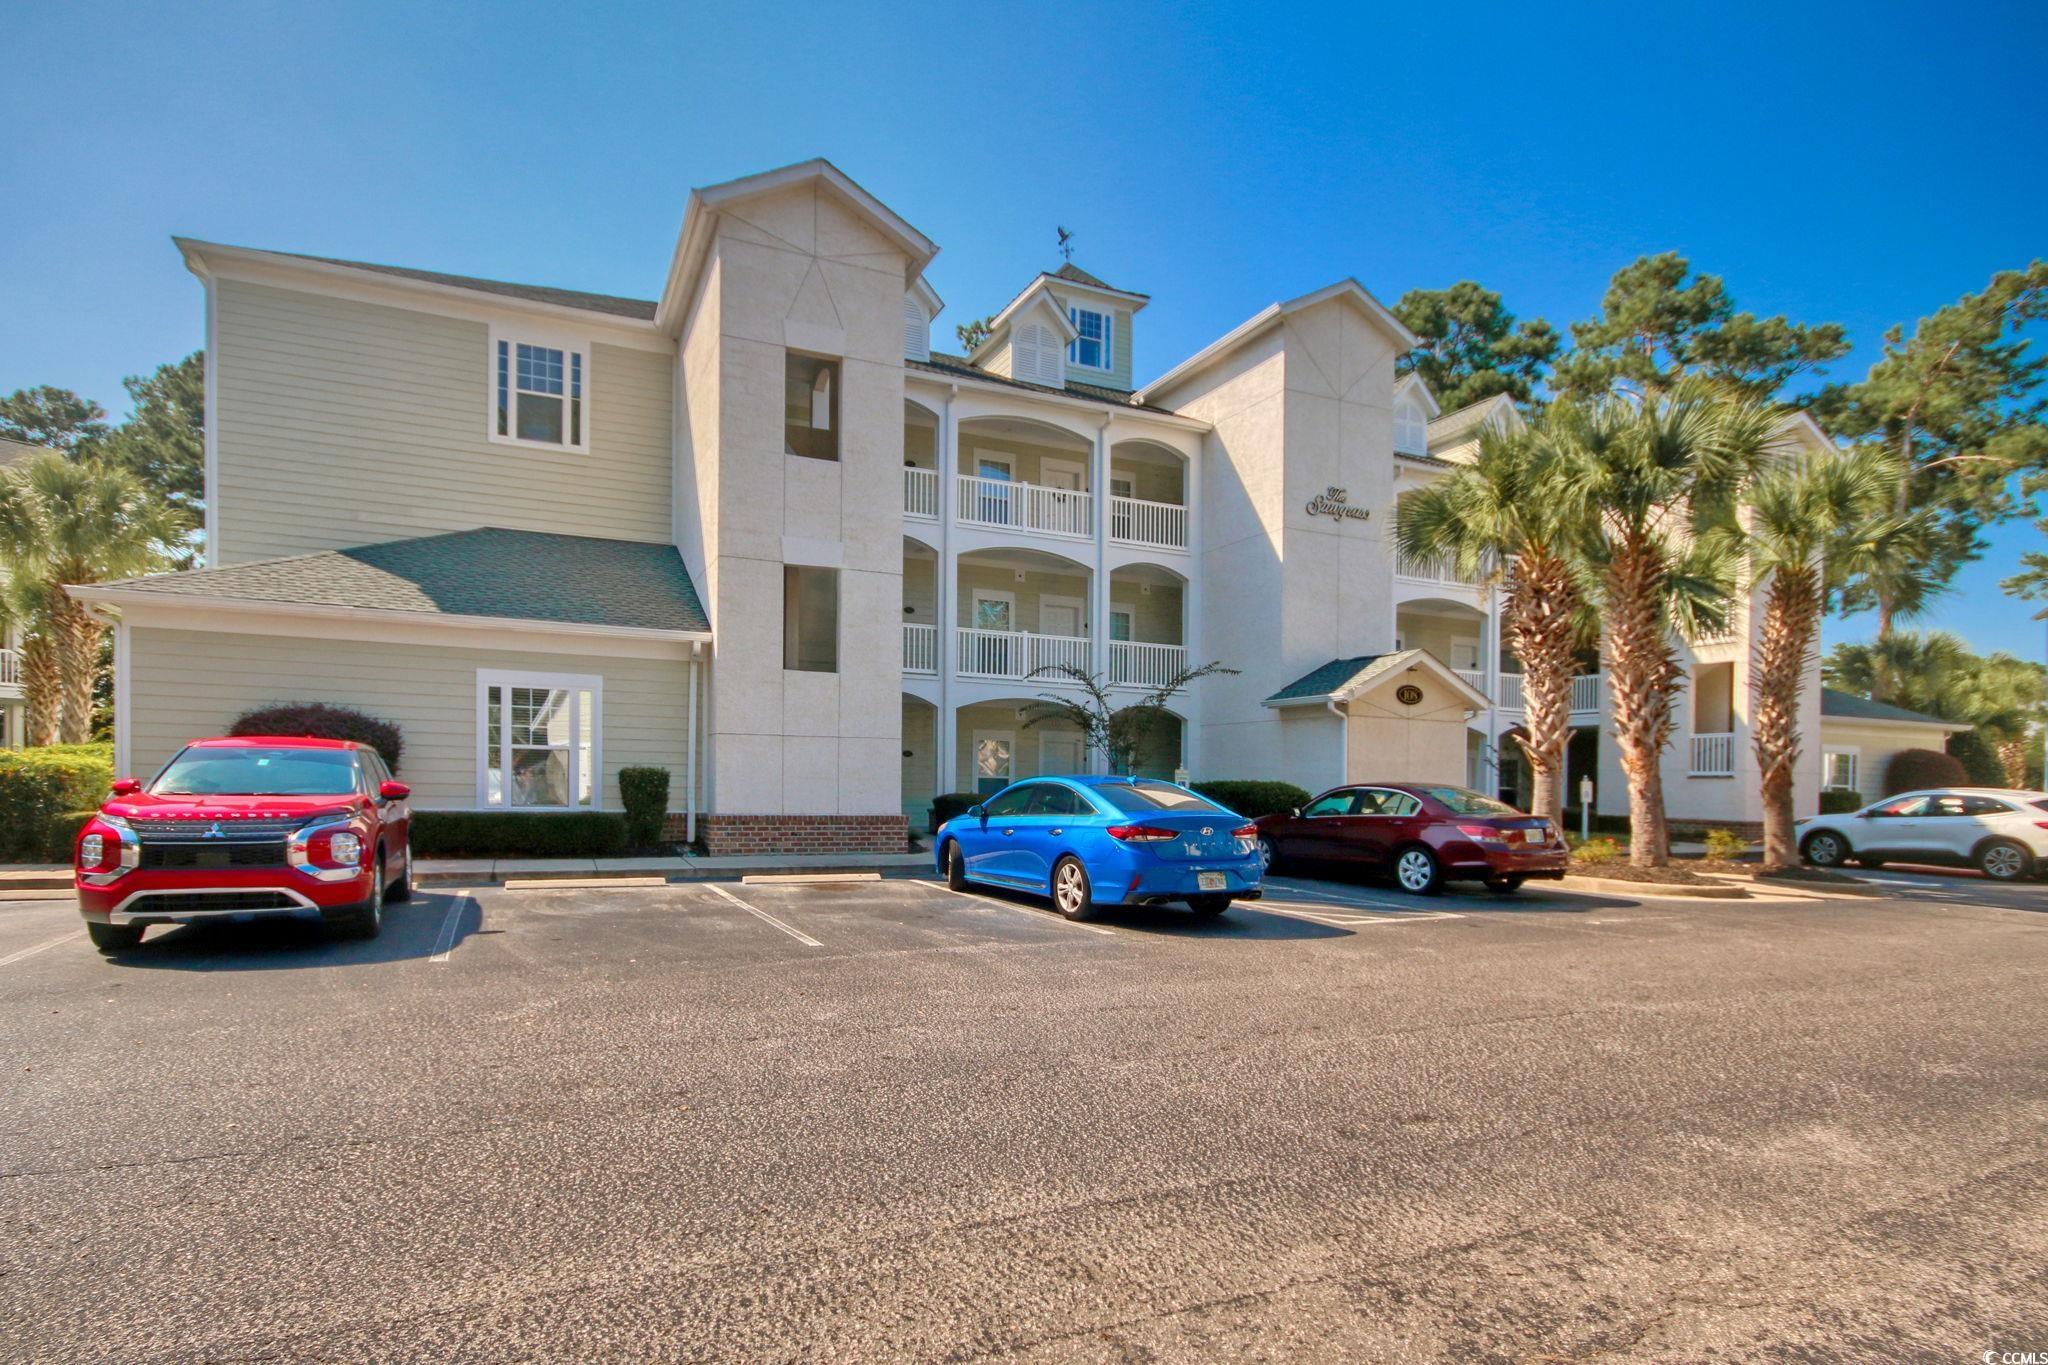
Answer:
xmin=702 ymin=882 xmax=824 ymax=948
xmin=912 ymin=879 xmax=1117 ymax=935
xmin=428 ymin=894 xmax=473 ymax=963
xmin=1256 ymin=901 xmax=1462 ymax=928
xmin=1261 ymin=880 xmax=1434 ymax=912
xmin=0 ymin=929 xmax=84 ymax=967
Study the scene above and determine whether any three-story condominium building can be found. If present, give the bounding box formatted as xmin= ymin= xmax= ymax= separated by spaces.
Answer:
xmin=66 ymin=159 xmax=1958 ymax=850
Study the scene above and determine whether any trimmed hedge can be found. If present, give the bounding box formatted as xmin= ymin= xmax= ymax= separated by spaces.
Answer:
xmin=1819 ymin=788 xmax=1864 ymax=815
xmin=0 ymin=744 xmax=113 ymax=862
xmin=930 ymin=792 xmax=982 ymax=829
xmin=1191 ymin=779 xmax=1312 ymax=819
xmin=410 ymin=811 xmax=628 ymax=859
xmin=1882 ymin=747 xmax=1967 ymax=796
xmin=229 ymin=702 xmax=403 ymax=773
xmin=618 ymin=767 xmax=671 ymax=847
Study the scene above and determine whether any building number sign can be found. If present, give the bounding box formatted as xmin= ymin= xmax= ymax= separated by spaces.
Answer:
xmin=1395 ymin=684 xmax=1424 ymax=706
xmin=1306 ymin=486 xmax=1370 ymax=523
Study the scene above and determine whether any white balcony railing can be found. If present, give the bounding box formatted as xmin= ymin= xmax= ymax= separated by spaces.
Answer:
xmin=903 ymin=623 xmax=937 ymax=675
xmin=1689 ymin=732 xmax=1736 ymax=777
xmin=956 ymin=475 xmax=1092 ymax=539
xmin=0 ymin=648 xmax=18 ymax=694
xmin=1456 ymin=668 xmax=1488 ymax=700
xmin=1490 ymin=672 xmax=1602 ymax=715
xmin=1108 ymin=495 xmax=1189 ymax=551
xmin=957 ymin=628 xmax=1092 ymax=682
xmin=1109 ymin=640 xmax=1187 ymax=688
xmin=1395 ymin=551 xmax=1486 ymax=588
xmin=903 ymin=466 xmax=940 ymax=519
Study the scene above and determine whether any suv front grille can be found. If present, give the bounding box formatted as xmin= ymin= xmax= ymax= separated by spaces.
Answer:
xmin=139 ymin=842 xmax=290 ymax=870
xmin=130 ymin=816 xmax=308 ymax=840
xmin=125 ymin=891 xmax=299 ymax=915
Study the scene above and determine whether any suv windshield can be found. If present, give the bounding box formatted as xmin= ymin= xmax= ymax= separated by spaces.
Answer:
xmin=1091 ymin=780 xmax=1222 ymax=814
xmin=1419 ymin=786 xmax=1521 ymax=816
xmin=151 ymin=747 xmax=359 ymax=797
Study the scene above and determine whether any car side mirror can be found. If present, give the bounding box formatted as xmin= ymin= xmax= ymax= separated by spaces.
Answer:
xmin=1287 ymin=807 xmax=1300 ymax=819
xmin=379 ymin=780 xmax=412 ymax=801
xmin=109 ymin=777 xmax=141 ymax=797
xmin=968 ymin=804 xmax=987 ymax=820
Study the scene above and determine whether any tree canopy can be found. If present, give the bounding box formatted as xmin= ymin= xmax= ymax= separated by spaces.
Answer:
xmin=1392 ymin=282 xmax=1560 ymax=411
xmin=0 ymin=385 xmax=109 ymax=453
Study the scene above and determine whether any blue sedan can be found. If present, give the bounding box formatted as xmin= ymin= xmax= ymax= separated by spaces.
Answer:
xmin=934 ymin=776 xmax=1265 ymax=920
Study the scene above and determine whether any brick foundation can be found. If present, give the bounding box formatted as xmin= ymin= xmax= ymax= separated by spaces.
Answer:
xmin=690 ymin=813 xmax=910 ymax=856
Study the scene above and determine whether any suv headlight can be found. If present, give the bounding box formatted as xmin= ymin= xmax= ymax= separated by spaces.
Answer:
xmin=77 ymin=818 xmax=140 ymax=885
xmin=288 ymin=819 xmax=371 ymax=882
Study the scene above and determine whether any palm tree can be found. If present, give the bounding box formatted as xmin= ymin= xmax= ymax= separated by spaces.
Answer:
xmin=0 ymin=573 xmax=60 ymax=746
xmin=1826 ymin=631 xmax=2045 ymax=787
xmin=0 ymin=453 xmax=181 ymax=743
xmin=1743 ymin=445 xmax=1904 ymax=870
xmin=1556 ymin=387 xmax=1778 ymax=867
xmin=1395 ymin=421 xmax=1593 ymax=824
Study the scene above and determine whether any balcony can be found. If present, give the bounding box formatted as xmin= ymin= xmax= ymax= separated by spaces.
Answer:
xmin=957 ymin=628 xmax=1092 ymax=682
xmin=903 ymin=623 xmax=937 ymax=675
xmin=0 ymin=648 xmax=19 ymax=697
xmin=903 ymin=466 xmax=939 ymax=520
xmin=1109 ymin=494 xmax=1188 ymax=551
xmin=1395 ymin=551 xmax=1487 ymax=588
xmin=956 ymin=474 xmax=1091 ymax=539
xmin=1493 ymin=672 xmax=1603 ymax=714
xmin=1689 ymin=732 xmax=1736 ymax=777
xmin=1110 ymin=640 xmax=1188 ymax=688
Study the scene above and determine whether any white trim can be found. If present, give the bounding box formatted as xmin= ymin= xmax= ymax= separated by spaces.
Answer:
xmin=175 ymin=239 xmax=672 ymax=353
xmin=969 ymin=281 xmax=1082 ymax=362
xmin=113 ymin=619 xmax=132 ymax=779
xmin=487 ymin=322 xmax=592 ymax=454
xmin=1263 ymin=647 xmax=1492 ymax=711
xmin=1392 ymin=373 xmax=1442 ymax=419
xmin=1138 ymin=279 xmax=1420 ymax=405
xmin=476 ymin=668 xmax=605 ymax=811
xmin=904 ymin=369 xmax=1209 ymax=434
xmin=1821 ymin=745 xmax=1860 ymax=793
xmin=1067 ymin=305 xmax=1114 ymax=373
xmin=685 ymin=652 xmax=699 ymax=844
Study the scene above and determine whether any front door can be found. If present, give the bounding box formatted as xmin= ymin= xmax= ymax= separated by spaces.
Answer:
xmin=1040 ymin=731 xmax=1085 ymax=777
xmin=1040 ymin=459 xmax=1087 ymax=536
xmin=1039 ymin=595 xmax=1083 ymax=641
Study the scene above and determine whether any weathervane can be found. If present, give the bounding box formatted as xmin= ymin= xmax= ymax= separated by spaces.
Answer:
xmin=1056 ymin=226 xmax=1075 ymax=263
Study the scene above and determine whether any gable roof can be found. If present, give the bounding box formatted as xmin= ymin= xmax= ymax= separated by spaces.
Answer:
xmin=174 ymin=238 xmax=660 ymax=323
xmin=69 ymin=528 xmax=710 ymax=637
xmin=655 ymin=158 xmax=939 ymax=334
xmin=1426 ymin=393 xmax=1525 ymax=449
xmin=969 ymin=277 xmax=1083 ymax=364
xmin=1820 ymin=688 xmax=1965 ymax=730
xmin=1264 ymin=648 xmax=1491 ymax=710
xmin=908 ymin=353 xmax=1170 ymax=412
xmin=1049 ymin=262 xmax=1150 ymax=302
xmin=1138 ymin=279 xmax=1421 ymax=405
xmin=1393 ymin=373 xmax=1441 ymax=419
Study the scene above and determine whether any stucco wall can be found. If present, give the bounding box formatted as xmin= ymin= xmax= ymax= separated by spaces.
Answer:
xmin=125 ymin=623 xmax=693 ymax=812
xmin=212 ymin=279 xmax=674 ymax=565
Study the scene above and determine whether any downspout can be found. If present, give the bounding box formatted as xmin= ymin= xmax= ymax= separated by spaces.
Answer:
xmin=684 ymin=642 xmax=699 ymax=847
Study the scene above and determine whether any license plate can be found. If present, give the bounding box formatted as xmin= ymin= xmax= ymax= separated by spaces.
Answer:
xmin=1197 ymin=871 xmax=1226 ymax=891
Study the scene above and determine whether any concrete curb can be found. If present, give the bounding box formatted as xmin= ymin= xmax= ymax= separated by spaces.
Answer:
xmin=1558 ymin=873 xmax=1750 ymax=899
xmin=416 ymin=852 xmax=933 ymax=887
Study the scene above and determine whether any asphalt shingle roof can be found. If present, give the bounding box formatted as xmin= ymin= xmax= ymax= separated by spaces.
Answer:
xmin=1266 ymin=654 xmax=1393 ymax=704
xmin=1820 ymin=688 xmax=1957 ymax=727
xmin=1051 ymin=262 xmax=1149 ymax=299
xmin=251 ymin=246 xmax=658 ymax=320
xmin=911 ymin=353 xmax=1173 ymax=413
xmin=94 ymin=528 xmax=709 ymax=634
xmin=0 ymin=436 xmax=50 ymax=468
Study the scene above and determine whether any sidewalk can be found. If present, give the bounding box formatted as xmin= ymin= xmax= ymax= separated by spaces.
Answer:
xmin=415 ymin=851 xmax=934 ymax=886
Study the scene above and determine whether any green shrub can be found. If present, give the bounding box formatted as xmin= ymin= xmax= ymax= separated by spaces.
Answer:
xmin=46 ymin=810 xmax=101 ymax=863
xmin=229 ymin=702 xmax=403 ymax=773
xmin=1819 ymin=788 xmax=1864 ymax=815
xmin=0 ymin=746 xmax=114 ymax=861
xmin=410 ymin=811 xmax=628 ymax=859
xmin=1702 ymin=828 xmax=1750 ymax=860
xmin=1569 ymin=835 xmax=1625 ymax=865
xmin=1882 ymin=747 xmax=1967 ymax=796
xmin=1947 ymin=731 xmax=2007 ymax=787
xmin=1190 ymin=779 xmax=1313 ymax=819
xmin=618 ymin=767 xmax=671 ymax=847
xmin=930 ymin=792 xmax=983 ymax=829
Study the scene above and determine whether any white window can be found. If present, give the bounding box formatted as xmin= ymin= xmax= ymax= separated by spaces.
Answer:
xmin=1394 ymin=398 xmax=1427 ymax=456
xmin=1823 ymin=749 xmax=1859 ymax=792
xmin=1067 ymin=307 xmax=1112 ymax=371
xmin=489 ymin=325 xmax=589 ymax=452
xmin=1013 ymin=322 xmax=1065 ymax=387
xmin=477 ymin=670 xmax=602 ymax=809
xmin=903 ymin=296 xmax=930 ymax=362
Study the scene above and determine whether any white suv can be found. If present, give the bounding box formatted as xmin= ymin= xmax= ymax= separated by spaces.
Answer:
xmin=1798 ymin=788 xmax=2048 ymax=881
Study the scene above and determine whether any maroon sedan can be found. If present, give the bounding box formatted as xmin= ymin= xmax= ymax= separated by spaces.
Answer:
xmin=1252 ymin=783 xmax=1566 ymax=894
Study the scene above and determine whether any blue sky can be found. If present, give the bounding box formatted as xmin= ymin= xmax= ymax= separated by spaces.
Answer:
xmin=6 ymin=0 xmax=2044 ymax=657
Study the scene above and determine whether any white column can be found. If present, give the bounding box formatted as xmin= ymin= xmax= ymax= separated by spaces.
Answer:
xmin=936 ymin=389 xmax=961 ymax=794
xmin=1089 ymin=418 xmax=1113 ymax=774
xmin=1181 ymin=445 xmax=1202 ymax=780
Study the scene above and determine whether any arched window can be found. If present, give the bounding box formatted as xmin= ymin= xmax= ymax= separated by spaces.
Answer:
xmin=1394 ymin=398 xmax=1427 ymax=455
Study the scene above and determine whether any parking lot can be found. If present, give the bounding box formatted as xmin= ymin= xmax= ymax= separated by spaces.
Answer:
xmin=4 ymin=868 xmax=2046 ymax=1361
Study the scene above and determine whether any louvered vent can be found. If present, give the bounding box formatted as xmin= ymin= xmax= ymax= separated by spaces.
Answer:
xmin=1013 ymin=322 xmax=1064 ymax=387
xmin=902 ymin=296 xmax=929 ymax=361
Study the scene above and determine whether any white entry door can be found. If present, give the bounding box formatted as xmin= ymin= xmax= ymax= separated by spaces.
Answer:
xmin=1040 ymin=732 xmax=1085 ymax=777
xmin=1039 ymin=595 xmax=1083 ymax=639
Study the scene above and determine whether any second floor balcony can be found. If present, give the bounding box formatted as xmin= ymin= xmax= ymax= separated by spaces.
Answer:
xmin=0 ymin=647 xmax=19 ymax=698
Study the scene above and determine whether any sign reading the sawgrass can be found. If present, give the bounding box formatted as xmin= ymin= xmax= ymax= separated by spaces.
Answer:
xmin=1306 ymin=486 xmax=1370 ymax=524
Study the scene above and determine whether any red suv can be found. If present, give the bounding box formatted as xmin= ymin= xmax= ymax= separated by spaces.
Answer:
xmin=75 ymin=737 xmax=414 ymax=951
xmin=1252 ymin=783 xmax=1566 ymax=894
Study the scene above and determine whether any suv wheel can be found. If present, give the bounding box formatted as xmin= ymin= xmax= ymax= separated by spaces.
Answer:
xmin=388 ymin=843 xmax=413 ymax=902
xmin=1978 ymin=840 xmax=2032 ymax=882
xmin=86 ymin=922 xmax=143 ymax=953
xmin=336 ymin=858 xmax=385 ymax=940
xmin=1801 ymin=830 xmax=1848 ymax=868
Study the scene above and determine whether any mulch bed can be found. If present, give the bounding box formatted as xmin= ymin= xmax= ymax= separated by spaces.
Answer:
xmin=1566 ymin=860 xmax=1713 ymax=886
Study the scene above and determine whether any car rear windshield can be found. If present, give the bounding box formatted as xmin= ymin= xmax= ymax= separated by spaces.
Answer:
xmin=1090 ymin=780 xmax=1224 ymax=814
xmin=151 ymin=747 xmax=359 ymax=796
xmin=1419 ymin=786 xmax=1521 ymax=816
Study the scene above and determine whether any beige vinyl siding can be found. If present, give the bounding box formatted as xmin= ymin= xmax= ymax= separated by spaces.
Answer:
xmin=127 ymin=626 xmax=693 ymax=811
xmin=213 ymin=280 xmax=674 ymax=565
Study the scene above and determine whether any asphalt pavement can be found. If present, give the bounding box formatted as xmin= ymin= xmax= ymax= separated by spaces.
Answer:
xmin=2 ymin=868 xmax=2044 ymax=1361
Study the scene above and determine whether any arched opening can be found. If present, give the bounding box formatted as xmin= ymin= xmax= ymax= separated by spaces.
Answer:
xmin=956 ymin=416 xmax=1094 ymax=538
xmin=1127 ymin=707 xmax=1185 ymax=781
xmin=954 ymin=547 xmax=1094 ymax=682
xmin=1395 ymin=598 xmax=1489 ymax=699
xmin=952 ymin=697 xmax=1091 ymax=795
xmin=902 ymin=693 xmax=939 ymax=830
xmin=902 ymin=535 xmax=939 ymax=675
xmin=1108 ymin=438 xmax=1189 ymax=550
xmin=1107 ymin=562 xmax=1188 ymax=688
